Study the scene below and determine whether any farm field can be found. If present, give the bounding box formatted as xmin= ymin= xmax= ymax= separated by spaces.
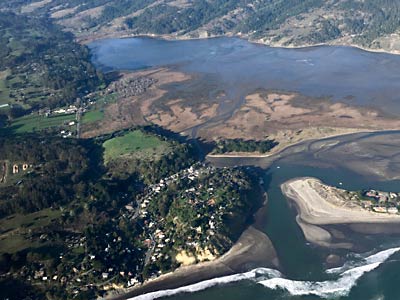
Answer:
xmin=3 ymin=114 xmax=76 ymax=134
xmin=82 ymin=110 xmax=104 ymax=124
xmin=82 ymin=93 xmax=117 ymax=125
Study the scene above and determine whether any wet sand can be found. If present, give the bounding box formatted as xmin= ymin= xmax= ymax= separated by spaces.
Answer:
xmin=206 ymin=129 xmax=379 ymax=160
xmin=106 ymin=226 xmax=279 ymax=300
xmin=281 ymin=177 xmax=400 ymax=248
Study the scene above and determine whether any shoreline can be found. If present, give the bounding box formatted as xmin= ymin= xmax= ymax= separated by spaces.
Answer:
xmin=80 ymin=30 xmax=400 ymax=297
xmin=206 ymin=128 xmax=389 ymax=160
xmin=282 ymin=177 xmax=400 ymax=225
xmin=281 ymin=177 xmax=400 ymax=248
xmin=105 ymin=226 xmax=279 ymax=300
xmin=105 ymin=185 xmax=279 ymax=300
xmin=81 ymin=32 xmax=400 ymax=56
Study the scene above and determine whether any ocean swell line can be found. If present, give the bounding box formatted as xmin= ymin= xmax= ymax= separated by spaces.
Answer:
xmin=129 ymin=247 xmax=400 ymax=300
xmin=259 ymin=247 xmax=400 ymax=298
xmin=128 ymin=268 xmax=282 ymax=300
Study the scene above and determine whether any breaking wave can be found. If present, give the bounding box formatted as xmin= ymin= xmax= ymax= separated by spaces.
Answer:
xmin=259 ymin=262 xmax=380 ymax=298
xmin=326 ymin=246 xmax=400 ymax=274
xmin=129 ymin=247 xmax=400 ymax=300
xmin=259 ymin=247 xmax=400 ymax=298
xmin=128 ymin=268 xmax=282 ymax=300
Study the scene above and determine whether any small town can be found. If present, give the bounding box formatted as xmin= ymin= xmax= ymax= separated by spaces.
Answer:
xmin=359 ymin=189 xmax=400 ymax=214
xmin=120 ymin=163 xmax=251 ymax=283
xmin=106 ymin=76 xmax=157 ymax=98
xmin=0 ymin=161 xmax=255 ymax=298
xmin=30 ymin=74 xmax=158 ymax=139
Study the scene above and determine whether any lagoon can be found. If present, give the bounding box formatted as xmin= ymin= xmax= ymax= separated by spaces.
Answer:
xmin=90 ymin=37 xmax=400 ymax=115
xmin=88 ymin=37 xmax=400 ymax=300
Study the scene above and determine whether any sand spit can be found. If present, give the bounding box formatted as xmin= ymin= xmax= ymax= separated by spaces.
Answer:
xmin=206 ymin=128 xmax=379 ymax=160
xmin=281 ymin=177 xmax=400 ymax=248
xmin=106 ymin=226 xmax=279 ymax=300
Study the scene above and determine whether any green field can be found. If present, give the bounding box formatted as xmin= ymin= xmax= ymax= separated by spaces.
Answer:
xmin=4 ymin=113 xmax=76 ymax=134
xmin=0 ymin=208 xmax=62 ymax=253
xmin=82 ymin=93 xmax=116 ymax=125
xmin=0 ymin=68 xmax=49 ymax=108
xmin=0 ymin=69 xmax=12 ymax=106
xmin=103 ymin=130 xmax=170 ymax=164
xmin=82 ymin=109 xmax=104 ymax=124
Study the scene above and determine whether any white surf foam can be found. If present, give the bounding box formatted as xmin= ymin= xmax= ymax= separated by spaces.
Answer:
xmin=128 ymin=268 xmax=282 ymax=300
xmin=365 ymin=246 xmax=400 ymax=264
xmin=128 ymin=247 xmax=400 ymax=300
xmin=326 ymin=246 xmax=400 ymax=274
xmin=259 ymin=261 xmax=380 ymax=298
xmin=259 ymin=247 xmax=400 ymax=298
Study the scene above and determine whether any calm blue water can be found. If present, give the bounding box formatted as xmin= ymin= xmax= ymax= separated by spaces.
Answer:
xmin=89 ymin=37 xmax=400 ymax=114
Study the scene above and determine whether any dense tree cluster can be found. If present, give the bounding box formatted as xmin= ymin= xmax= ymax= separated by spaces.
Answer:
xmin=84 ymin=219 xmax=146 ymax=279
xmin=0 ymin=128 xmax=216 ymax=299
xmin=214 ymin=138 xmax=278 ymax=154
xmin=125 ymin=0 xmax=241 ymax=34
xmin=339 ymin=0 xmax=400 ymax=45
xmin=0 ymin=137 xmax=94 ymax=217
xmin=4 ymin=0 xmax=399 ymax=50
xmin=237 ymin=0 xmax=321 ymax=35
xmin=0 ymin=12 xmax=103 ymax=111
xmin=125 ymin=0 xmax=400 ymax=46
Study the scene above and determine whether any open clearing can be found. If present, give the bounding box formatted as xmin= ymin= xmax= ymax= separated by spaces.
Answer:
xmin=0 ymin=208 xmax=62 ymax=254
xmin=103 ymin=130 xmax=170 ymax=164
xmin=0 ymin=70 xmax=12 ymax=106
xmin=82 ymin=93 xmax=117 ymax=126
xmin=82 ymin=110 xmax=104 ymax=124
xmin=3 ymin=114 xmax=76 ymax=134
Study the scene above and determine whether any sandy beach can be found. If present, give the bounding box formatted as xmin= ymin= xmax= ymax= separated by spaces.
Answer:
xmin=105 ymin=226 xmax=279 ymax=300
xmin=281 ymin=177 xmax=400 ymax=248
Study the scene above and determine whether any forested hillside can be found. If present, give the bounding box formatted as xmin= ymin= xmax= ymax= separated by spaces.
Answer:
xmin=3 ymin=0 xmax=400 ymax=52
xmin=0 ymin=11 xmax=103 ymax=115
xmin=0 ymin=128 xmax=259 ymax=300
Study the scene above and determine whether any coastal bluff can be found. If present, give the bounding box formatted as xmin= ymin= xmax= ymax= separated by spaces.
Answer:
xmin=107 ymin=226 xmax=279 ymax=300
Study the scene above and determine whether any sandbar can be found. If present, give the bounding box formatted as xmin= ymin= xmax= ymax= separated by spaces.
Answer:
xmin=281 ymin=177 xmax=400 ymax=248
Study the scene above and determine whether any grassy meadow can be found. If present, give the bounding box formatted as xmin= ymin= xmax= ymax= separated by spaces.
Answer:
xmin=103 ymin=130 xmax=170 ymax=164
xmin=0 ymin=208 xmax=62 ymax=254
xmin=4 ymin=113 xmax=76 ymax=134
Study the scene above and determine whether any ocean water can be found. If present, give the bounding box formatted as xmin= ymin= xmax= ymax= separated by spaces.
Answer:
xmin=88 ymin=37 xmax=400 ymax=300
xmin=128 ymin=248 xmax=400 ymax=300
xmin=128 ymin=162 xmax=400 ymax=300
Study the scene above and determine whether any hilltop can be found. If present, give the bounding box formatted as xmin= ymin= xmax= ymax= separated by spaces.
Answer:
xmin=3 ymin=0 xmax=400 ymax=53
xmin=0 ymin=128 xmax=271 ymax=299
